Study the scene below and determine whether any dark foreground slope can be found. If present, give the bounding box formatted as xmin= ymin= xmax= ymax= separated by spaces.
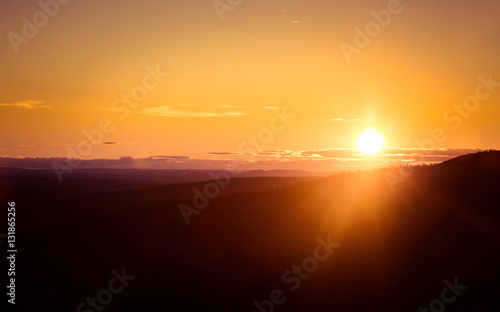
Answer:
xmin=1 ymin=152 xmax=499 ymax=311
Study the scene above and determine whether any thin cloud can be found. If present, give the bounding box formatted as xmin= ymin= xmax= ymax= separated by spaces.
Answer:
xmin=281 ymin=15 xmax=300 ymax=23
xmin=331 ymin=118 xmax=363 ymax=122
xmin=207 ymin=152 xmax=237 ymax=155
xmin=154 ymin=155 xmax=191 ymax=159
xmin=104 ymin=141 xmax=118 ymax=145
xmin=0 ymin=100 xmax=50 ymax=109
xmin=139 ymin=105 xmax=247 ymax=118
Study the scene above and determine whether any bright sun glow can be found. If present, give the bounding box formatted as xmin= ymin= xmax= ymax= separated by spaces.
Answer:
xmin=355 ymin=126 xmax=386 ymax=154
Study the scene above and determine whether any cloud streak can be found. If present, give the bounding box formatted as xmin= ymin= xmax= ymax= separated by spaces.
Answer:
xmin=0 ymin=100 xmax=50 ymax=109
xmin=330 ymin=118 xmax=363 ymax=122
xmin=139 ymin=104 xmax=246 ymax=118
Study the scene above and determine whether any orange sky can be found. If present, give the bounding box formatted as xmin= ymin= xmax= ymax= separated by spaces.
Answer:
xmin=1 ymin=0 xmax=499 ymax=170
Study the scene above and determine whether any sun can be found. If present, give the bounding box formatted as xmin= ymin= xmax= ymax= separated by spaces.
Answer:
xmin=355 ymin=125 xmax=386 ymax=154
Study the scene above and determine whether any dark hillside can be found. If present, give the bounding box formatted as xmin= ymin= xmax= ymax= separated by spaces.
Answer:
xmin=1 ymin=152 xmax=499 ymax=311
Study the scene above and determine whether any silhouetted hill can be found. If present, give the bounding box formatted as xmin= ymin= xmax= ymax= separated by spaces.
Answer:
xmin=439 ymin=150 xmax=500 ymax=170
xmin=1 ymin=151 xmax=499 ymax=311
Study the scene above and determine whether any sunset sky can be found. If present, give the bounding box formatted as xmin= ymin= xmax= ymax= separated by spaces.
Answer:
xmin=1 ymin=0 xmax=499 ymax=171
